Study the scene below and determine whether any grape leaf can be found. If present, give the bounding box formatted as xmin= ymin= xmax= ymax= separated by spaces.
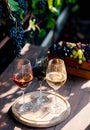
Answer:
xmin=46 ymin=17 xmax=56 ymax=29
xmin=54 ymin=0 xmax=63 ymax=11
xmin=47 ymin=0 xmax=60 ymax=15
xmin=19 ymin=8 xmax=24 ymax=20
xmin=38 ymin=29 xmax=46 ymax=37
xmin=8 ymin=0 xmax=20 ymax=11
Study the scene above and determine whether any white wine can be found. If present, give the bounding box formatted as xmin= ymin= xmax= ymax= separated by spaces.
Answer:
xmin=46 ymin=72 xmax=66 ymax=90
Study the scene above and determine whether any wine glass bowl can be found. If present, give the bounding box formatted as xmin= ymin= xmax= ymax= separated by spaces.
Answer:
xmin=46 ymin=58 xmax=67 ymax=114
xmin=12 ymin=58 xmax=33 ymax=112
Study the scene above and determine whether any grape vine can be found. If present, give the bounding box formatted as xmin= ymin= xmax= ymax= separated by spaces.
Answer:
xmin=0 ymin=0 xmax=78 ymax=56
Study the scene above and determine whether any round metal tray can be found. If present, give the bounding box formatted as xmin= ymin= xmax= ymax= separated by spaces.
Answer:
xmin=11 ymin=91 xmax=70 ymax=128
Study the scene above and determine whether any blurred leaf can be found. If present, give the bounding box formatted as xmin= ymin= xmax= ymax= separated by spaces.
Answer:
xmin=19 ymin=9 xmax=24 ymax=20
xmin=66 ymin=0 xmax=78 ymax=4
xmin=71 ymin=4 xmax=79 ymax=12
xmin=46 ymin=17 xmax=56 ymax=29
xmin=54 ymin=0 xmax=63 ymax=11
xmin=47 ymin=0 xmax=63 ymax=15
xmin=38 ymin=29 xmax=46 ymax=37
xmin=8 ymin=0 xmax=20 ymax=11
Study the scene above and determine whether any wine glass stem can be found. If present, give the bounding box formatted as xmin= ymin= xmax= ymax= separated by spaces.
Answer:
xmin=54 ymin=89 xmax=57 ymax=107
xmin=22 ymin=89 xmax=25 ymax=107
xmin=39 ymin=81 xmax=42 ymax=98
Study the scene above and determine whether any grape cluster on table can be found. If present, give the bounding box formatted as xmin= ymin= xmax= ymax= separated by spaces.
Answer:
xmin=49 ymin=41 xmax=90 ymax=64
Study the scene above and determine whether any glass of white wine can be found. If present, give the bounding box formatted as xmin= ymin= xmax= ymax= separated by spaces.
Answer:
xmin=46 ymin=58 xmax=67 ymax=114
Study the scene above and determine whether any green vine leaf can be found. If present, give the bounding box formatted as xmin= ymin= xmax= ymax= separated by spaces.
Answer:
xmin=38 ymin=29 xmax=46 ymax=37
xmin=8 ymin=0 xmax=20 ymax=11
xmin=47 ymin=0 xmax=62 ymax=15
xmin=46 ymin=17 xmax=56 ymax=29
xmin=19 ymin=8 xmax=24 ymax=20
xmin=54 ymin=0 xmax=63 ymax=11
xmin=47 ymin=0 xmax=53 ymax=7
xmin=31 ymin=0 xmax=39 ymax=14
xmin=66 ymin=0 xmax=78 ymax=4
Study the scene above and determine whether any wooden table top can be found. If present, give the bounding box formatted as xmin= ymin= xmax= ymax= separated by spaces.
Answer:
xmin=0 ymin=44 xmax=90 ymax=130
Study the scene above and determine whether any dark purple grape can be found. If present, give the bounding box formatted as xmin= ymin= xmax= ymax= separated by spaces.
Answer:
xmin=87 ymin=59 xmax=90 ymax=63
xmin=62 ymin=41 xmax=67 ymax=46
xmin=7 ymin=25 xmax=25 ymax=56
xmin=85 ymin=46 xmax=90 ymax=52
xmin=49 ymin=44 xmax=57 ymax=54
xmin=17 ymin=0 xmax=26 ymax=10
xmin=76 ymin=42 xmax=82 ymax=49
xmin=0 ymin=2 xmax=3 ymax=19
xmin=37 ymin=0 xmax=47 ymax=10
xmin=81 ymin=43 xmax=87 ymax=49
xmin=64 ymin=52 xmax=68 ymax=57
xmin=56 ymin=44 xmax=62 ymax=53
xmin=66 ymin=47 xmax=72 ymax=56
xmin=8 ymin=26 xmax=24 ymax=43
xmin=63 ymin=46 xmax=67 ymax=52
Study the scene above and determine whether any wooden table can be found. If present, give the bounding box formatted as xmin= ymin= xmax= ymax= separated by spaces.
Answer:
xmin=0 ymin=44 xmax=90 ymax=130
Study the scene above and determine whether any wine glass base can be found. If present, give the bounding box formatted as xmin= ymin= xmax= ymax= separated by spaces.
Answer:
xmin=48 ymin=103 xmax=65 ymax=114
xmin=19 ymin=103 xmax=33 ymax=113
xmin=37 ymin=96 xmax=49 ymax=104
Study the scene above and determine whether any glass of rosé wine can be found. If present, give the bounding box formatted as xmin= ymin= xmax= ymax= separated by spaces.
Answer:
xmin=12 ymin=58 xmax=33 ymax=112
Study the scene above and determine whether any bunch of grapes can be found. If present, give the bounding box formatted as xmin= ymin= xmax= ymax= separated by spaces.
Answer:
xmin=0 ymin=2 xmax=3 ymax=18
xmin=17 ymin=0 xmax=26 ymax=16
xmin=7 ymin=25 xmax=25 ymax=56
xmin=37 ymin=0 xmax=47 ymax=11
xmin=70 ymin=42 xmax=86 ymax=64
xmin=49 ymin=41 xmax=90 ymax=64
xmin=8 ymin=26 xmax=24 ymax=43
xmin=6 ymin=5 xmax=26 ymax=56
xmin=49 ymin=42 xmax=72 ymax=59
xmin=6 ymin=17 xmax=20 ymax=29
xmin=84 ymin=46 xmax=90 ymax=62
xmin=0 ymin=2 xmax=3 ymax=26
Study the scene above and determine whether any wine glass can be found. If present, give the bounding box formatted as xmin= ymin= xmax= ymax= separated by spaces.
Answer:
xmin=33 ymin=56 xmax=48 ymax=103
xmin=12 ymin=58 xmax=33 ymax=112
xmin=46 ymin=58 xmax=67 ymax=114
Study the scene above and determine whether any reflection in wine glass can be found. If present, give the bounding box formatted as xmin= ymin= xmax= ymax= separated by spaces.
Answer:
xmin=12 ymin=58 xmax=33 ymax=112
xmin=33 ymin=57 xmax=48 ymax=104
xmin=46 ymin=58 xmax=67 ymax=114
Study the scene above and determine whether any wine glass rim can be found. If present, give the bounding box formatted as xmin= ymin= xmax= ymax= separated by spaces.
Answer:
xmin=49 ymin=58 xmax=64 ymax=64
xmin=17 ymin=58 xmax=29 ymax=60
xmin=16 ymin=58 xmax=31 ymax=65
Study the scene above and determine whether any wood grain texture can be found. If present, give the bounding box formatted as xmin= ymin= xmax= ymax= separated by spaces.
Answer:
xmin=0 ymin=45 xmax=90 ymax=130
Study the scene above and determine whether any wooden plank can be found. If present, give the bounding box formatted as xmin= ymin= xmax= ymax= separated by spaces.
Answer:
xmin=64 ymin=57 xmax=90 ymax=71
xmin=0 ymin=45 xmax=90 ymax=130
xmin=66 ymin=66 xmax=90 ymax=79
xmin=55 ymin=76 xmax=90 ymax=130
